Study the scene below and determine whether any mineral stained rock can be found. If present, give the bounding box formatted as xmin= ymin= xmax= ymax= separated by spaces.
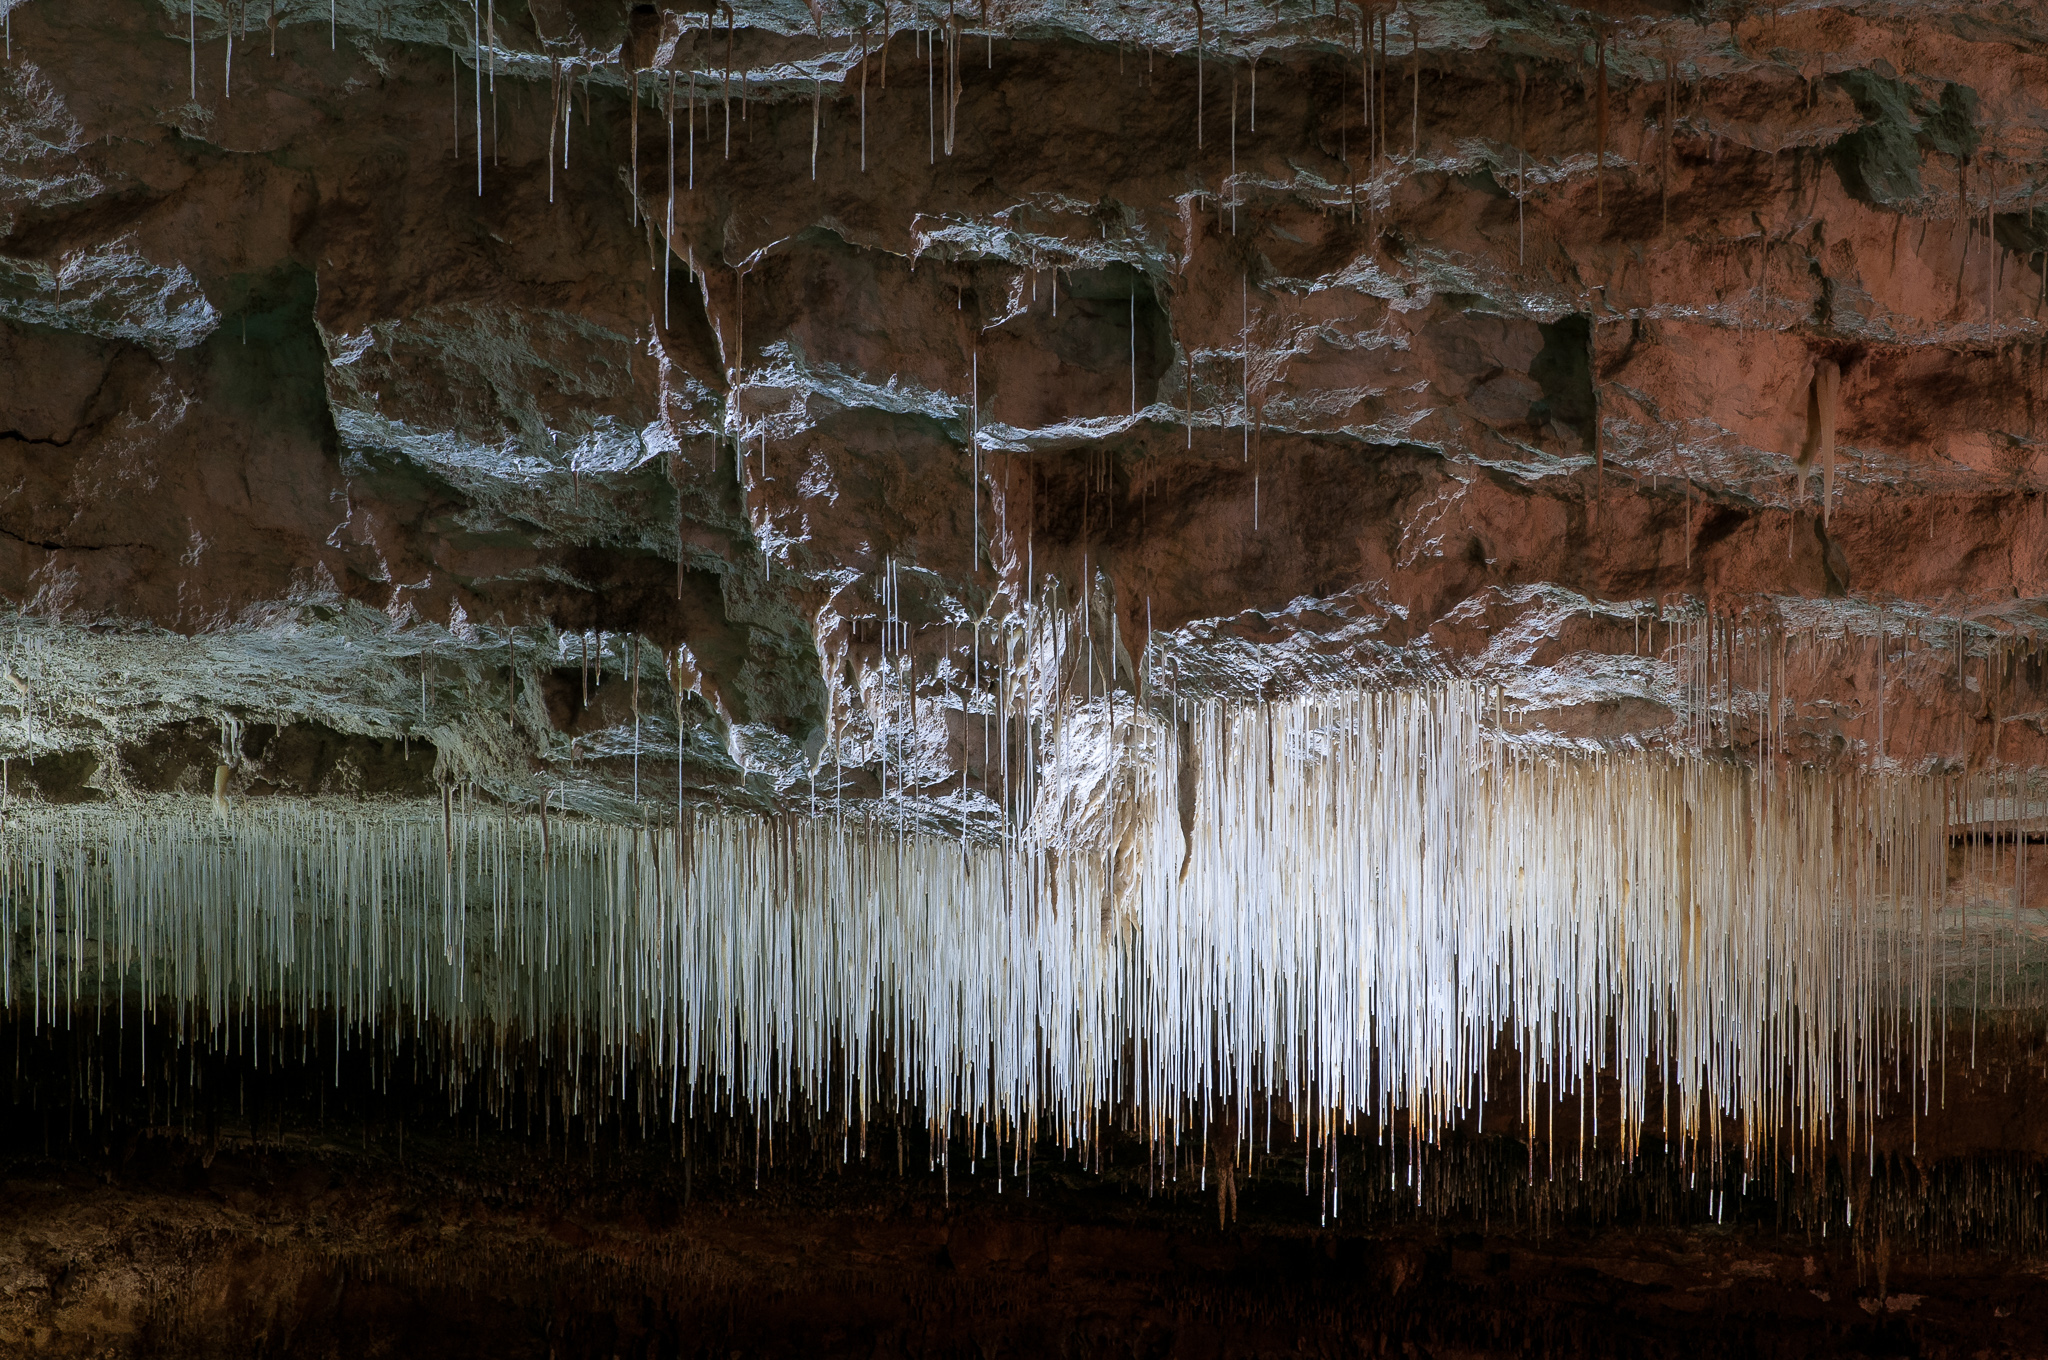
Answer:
xmin=4 ymin=0 xmax=2048 ymax=1353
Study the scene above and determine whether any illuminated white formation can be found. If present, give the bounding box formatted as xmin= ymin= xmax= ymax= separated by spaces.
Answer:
xmin=0 ymin=684 xmax=2012 ymax=1170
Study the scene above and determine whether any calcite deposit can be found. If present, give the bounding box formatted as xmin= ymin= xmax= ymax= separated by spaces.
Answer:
xmin=3 ymin=0 xmax=2048 ymax=1352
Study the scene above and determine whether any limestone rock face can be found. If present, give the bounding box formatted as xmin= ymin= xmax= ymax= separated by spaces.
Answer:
xmin=1 ymin=0 xmax=2043 ymax=812
xmin=4 ymin=3 xmax=2048 ymax=1354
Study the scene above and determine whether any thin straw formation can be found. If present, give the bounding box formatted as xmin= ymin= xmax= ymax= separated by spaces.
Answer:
xmin=0 ymin=683 xmax=1982 ymax=1171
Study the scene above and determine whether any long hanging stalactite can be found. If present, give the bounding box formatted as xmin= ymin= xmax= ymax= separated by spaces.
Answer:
xmin=2 ymin=678 xmax=2032 ymax=1193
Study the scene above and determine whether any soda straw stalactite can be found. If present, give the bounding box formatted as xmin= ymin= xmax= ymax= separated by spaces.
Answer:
xmin=1684 ymin=461 xmax=1694 ymax=573
xmin=548 ymin=57 xmax=562 ymax=202
xmin=473 ymin=0 xmax=481 ymax=195
xmin=945 ymin=0 xmax=959 ymax=156
xmin=1377 ymin=9 xmax=1388 ymax=200
xmin=564 ymin=59 xmax=576 ymax=171
xmin=1409 ymin=4 xmax=1418 ymax=161
xmin=971 ymin=351 xmax=981 ymax=571
xmin=1360 ymin=6 xmax=1371 ymax=209
xmin=502 ymin=628 xmax=518 ymax=735
xmin=1662 ymin=52 xmax=1675 ymax=233
xmin=1800 ymin=357 xmax=1843 ymax=527
xmin=1986 ymin=157 xmax=1997 ymax=324
xmin=666 ymin=66 xmax=675 ymax=328
xmin=736 ymin=264 xmax=749 ymax=375
xmin=1516 ymin=63 xmax=1526 ymax=264
xmin=0 ymin=683 xmax=1979 ymax=1196
xmin=629 ymin=43 xmax=640 ymax=224
xmin=1594 ymin=31 xmax=1608 ymax=218
xmin=1590 ymin=304 xmax=1604 ymax=519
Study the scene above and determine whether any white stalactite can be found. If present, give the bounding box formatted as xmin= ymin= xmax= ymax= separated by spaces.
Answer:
xmin=0 ymin=683 xmax=1991 ymax=1170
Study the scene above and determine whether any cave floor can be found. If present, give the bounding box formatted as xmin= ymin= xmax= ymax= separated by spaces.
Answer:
xmin=0 ymin=1101 xmax=2042 ymax=1359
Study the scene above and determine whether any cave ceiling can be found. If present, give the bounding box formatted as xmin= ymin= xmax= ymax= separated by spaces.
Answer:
xmin=0 ymin=0 xmax=2043 ymax=817
xmin=10 ymin=4 xmax=2048 ymax=1353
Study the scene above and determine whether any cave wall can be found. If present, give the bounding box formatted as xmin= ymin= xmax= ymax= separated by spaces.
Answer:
xmin=5 ymin=0 xmax=2048 ymax=1353
xmin=0 ymin=0 xmax=2045 ymax=810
